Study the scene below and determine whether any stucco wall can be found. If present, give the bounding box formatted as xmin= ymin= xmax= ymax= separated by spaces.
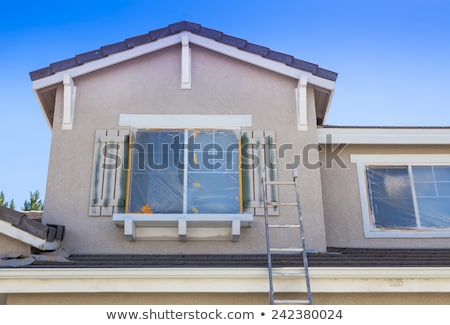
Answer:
xmin=0 ymin=233 xmax=30 ymax=256
xmin=42 ymin=44 xmax=326 ymax=254
xmin=7 ymin=292 xmax=450 ymax=305
xmin=321 ymin=144 xmax=450 ymax=248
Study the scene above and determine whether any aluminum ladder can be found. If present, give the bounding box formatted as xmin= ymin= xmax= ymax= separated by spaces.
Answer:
xmin=262 ymin=168 xmax=312 ymax=305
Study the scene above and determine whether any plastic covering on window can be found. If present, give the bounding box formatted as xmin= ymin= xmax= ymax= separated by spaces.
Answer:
xmin=367 ymin=166 xmax=450 ymax=229
xmin=127 ymin=129 xmax=241 ymax=214
xmin=367 ymin=166 xmax=416 ymax=228
xmin=412 ymin=166 xmax=450 ymax=228
xmin=128 ymin=130 xmax=184 ymax=213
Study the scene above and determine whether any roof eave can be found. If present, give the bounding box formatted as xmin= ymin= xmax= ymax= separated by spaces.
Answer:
xmin=30 ymin=22 xmax=337 ymax=129
xmin=31 ymin=31 xmax=336 ymax=91
xmin=1 ymin=267 xmax=449 ymax=294
xmin=318 ymin=127 xmax=450 ymax=144
xmin=30 ymin=21 xmax=338 ymax=84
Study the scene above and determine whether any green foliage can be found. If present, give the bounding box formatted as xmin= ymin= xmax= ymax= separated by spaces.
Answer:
xmin=0 ymin=191 xmax=8 ymax=207
xmin=9 ymin=199 xmax=15 ymax=210
xmin=0 ymin=190 xmax=43 ymax=211
xmin=22 ymin=190 xmax=44 ymax=211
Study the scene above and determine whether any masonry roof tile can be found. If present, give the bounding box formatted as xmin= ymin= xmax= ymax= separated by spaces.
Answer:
xmin=30 ymin=21 xmax=338 ymax=82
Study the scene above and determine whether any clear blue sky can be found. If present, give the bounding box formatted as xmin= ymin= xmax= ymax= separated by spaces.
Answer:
xmin=0 ymin=0 xmax=449 ymax=207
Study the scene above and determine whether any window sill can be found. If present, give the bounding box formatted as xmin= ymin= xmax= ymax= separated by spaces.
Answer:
xmin=364 ymin=228 xmax=450 ymax=238
xmin=112 ymin=213 xmax=253 ymax=242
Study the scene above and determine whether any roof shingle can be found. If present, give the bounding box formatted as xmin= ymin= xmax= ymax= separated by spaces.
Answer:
xmin=5 ymin=248 xmax=450 ymax=269
xmin=29 ymin=21 xmax=338 ymax=82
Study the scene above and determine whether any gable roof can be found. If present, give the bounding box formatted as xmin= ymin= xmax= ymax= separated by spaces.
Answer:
xmin=29 ymin=21 xmax=337 ymax=82
xmin=30 ymin=21 xmax=337 ymax=128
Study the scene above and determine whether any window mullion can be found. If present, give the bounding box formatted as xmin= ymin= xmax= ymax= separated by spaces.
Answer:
xmin=183 ymin=129 xmax=189 ymax=214
xmin=409 ymin=165 xmax=421 ymax=227
xmin=431 ymin=166 xmax=439 ymax=197
xmin=366 ymin=166 xmax=377 ymax=228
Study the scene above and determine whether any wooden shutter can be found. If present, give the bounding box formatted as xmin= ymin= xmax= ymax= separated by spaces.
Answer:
xmin=241 ymin=129 xmax=278 ymax=216
xmin=89 ymin=129 xmax=130 ymax=216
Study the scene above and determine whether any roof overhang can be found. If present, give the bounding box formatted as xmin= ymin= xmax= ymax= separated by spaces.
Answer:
xmin=32 ymin=32 xmax=336 ymax=92
xmin=318 ymin=127 xmax=450 ymax=145
xmin=31 ymin=22 xmax=337 ymax=129
xmin=1 ymin=267 xmax=449 ymax=294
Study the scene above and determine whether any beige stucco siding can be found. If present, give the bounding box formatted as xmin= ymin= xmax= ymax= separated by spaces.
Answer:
xmin=7 ymin=292 xmax=450 ymax=305
xmin=321 ymin=144 xmax=450 ymax=248
xmin=42 ymin=45 xmax=327 ymax=254
xmin=0 ymin=233 xmax=31 ymax=256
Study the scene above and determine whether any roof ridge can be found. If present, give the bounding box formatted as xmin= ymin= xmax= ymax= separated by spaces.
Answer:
xmin=29 ymin=20 xmax=337 ymax=82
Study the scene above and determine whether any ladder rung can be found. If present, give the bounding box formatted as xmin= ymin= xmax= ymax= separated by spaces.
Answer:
xmin=268 ymin=224 xmax=301 ymax=228
xmin=266 ymin=202 xmax=298 ymax=206
xmin=265 ymin=181 xmax=296 ymax=186
xmin=274 ymin=299 xmax=311 ymax=305
xmin=271 ymin=247 xmax=304 ymax=253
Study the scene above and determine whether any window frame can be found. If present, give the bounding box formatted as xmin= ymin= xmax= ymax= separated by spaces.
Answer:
xmin=351 ymin=154 xmax=450 ymax=238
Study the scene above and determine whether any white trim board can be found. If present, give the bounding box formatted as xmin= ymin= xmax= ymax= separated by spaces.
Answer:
xmin=119 ymin=114 xmax=252 ymax=129
xmin=318 ymin=128 xmax=450 ymax=144
xmin=1 ymin=267 xmax=449 ymax=294
xmin=113 ymin=213 xmax=253 ymax=241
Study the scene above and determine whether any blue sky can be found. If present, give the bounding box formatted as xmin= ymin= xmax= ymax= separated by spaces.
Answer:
xmin=0 ymin=0 xmax=449 ymax=206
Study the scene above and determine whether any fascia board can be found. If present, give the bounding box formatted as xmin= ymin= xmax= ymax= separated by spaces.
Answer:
xmin=1 ymin=267 xmax=449 ymax=294
xmin=32 ymin=33 xmax=336 ymax=92
xmin=318 ymin=128 xmax=450 ymax=144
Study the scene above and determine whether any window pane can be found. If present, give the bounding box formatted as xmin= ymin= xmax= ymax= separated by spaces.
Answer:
xmin=128 ymin=130 xmax=184 ymax=213
xmin=412 ymin=166 xmax=434 ymax=181
xmin=411 ymin=165 xmax=450 ymax=228
xmin=434 ymin=166 xmax=450 ymax=181
xmin=417 ymin=198 xmax=450 ymax=228
xmin=436 ymin=182 xmax=450 ymax=196
xmin=367 ymin=167 xmax=416 ymax=228
xmin=414 ymin=182 xmax=436 ymax=196
xmin=187 ymin=130 xmax=240 ymax=214
xmin=188 ymin=173 xmax=241 ymax=214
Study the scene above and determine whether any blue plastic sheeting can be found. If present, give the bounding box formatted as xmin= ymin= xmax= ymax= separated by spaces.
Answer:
xmin=366 ymin=166 xmax=450 ymax=229
xmin=128 ymin=129 xmax=241 ymax=214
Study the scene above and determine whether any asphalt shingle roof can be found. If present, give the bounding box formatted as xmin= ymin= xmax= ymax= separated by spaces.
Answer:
xmin=4 ymin=248 xmax=449 ymax=268
xmin=29 ymin=21 xmax=338 ymax=82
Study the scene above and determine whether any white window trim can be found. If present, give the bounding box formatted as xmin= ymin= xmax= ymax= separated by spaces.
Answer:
xmin=351 ymin=154 xmax=450 ymax=238
xmin=119 ymin=114 xmax=252 ymax=129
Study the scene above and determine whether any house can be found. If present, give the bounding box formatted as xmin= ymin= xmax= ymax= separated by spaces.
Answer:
xmin=1 ymin=21 xmax=449 ymax=305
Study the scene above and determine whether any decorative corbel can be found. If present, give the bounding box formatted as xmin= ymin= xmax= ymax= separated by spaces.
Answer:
xmin=181 ymin=32 xmax=192 ymax=89
xmin=62 ymin=74 xmax=76 ymax=130
xmin=295 ymin=76 xmax=308 ymax=131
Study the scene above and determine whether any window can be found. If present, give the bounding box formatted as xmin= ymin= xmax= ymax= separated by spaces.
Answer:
xmin=88 ymin=120 xmax=278 ymax=240
xmin=351 ymin=155 xmax=450 ymax=238
xmin=367 ymin=166 xmax=450 ymax=229
xmin=127 ymin=129 xmax=241 ymax=214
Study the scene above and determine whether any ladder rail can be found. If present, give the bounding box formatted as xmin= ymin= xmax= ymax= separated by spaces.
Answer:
xmin=262 ymin=175 xmax=275 ymax=305
xmin=293 ymin=173 xmax=313 ymax=304
xmin=262 ymin=168 xmax=313 ymax=305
